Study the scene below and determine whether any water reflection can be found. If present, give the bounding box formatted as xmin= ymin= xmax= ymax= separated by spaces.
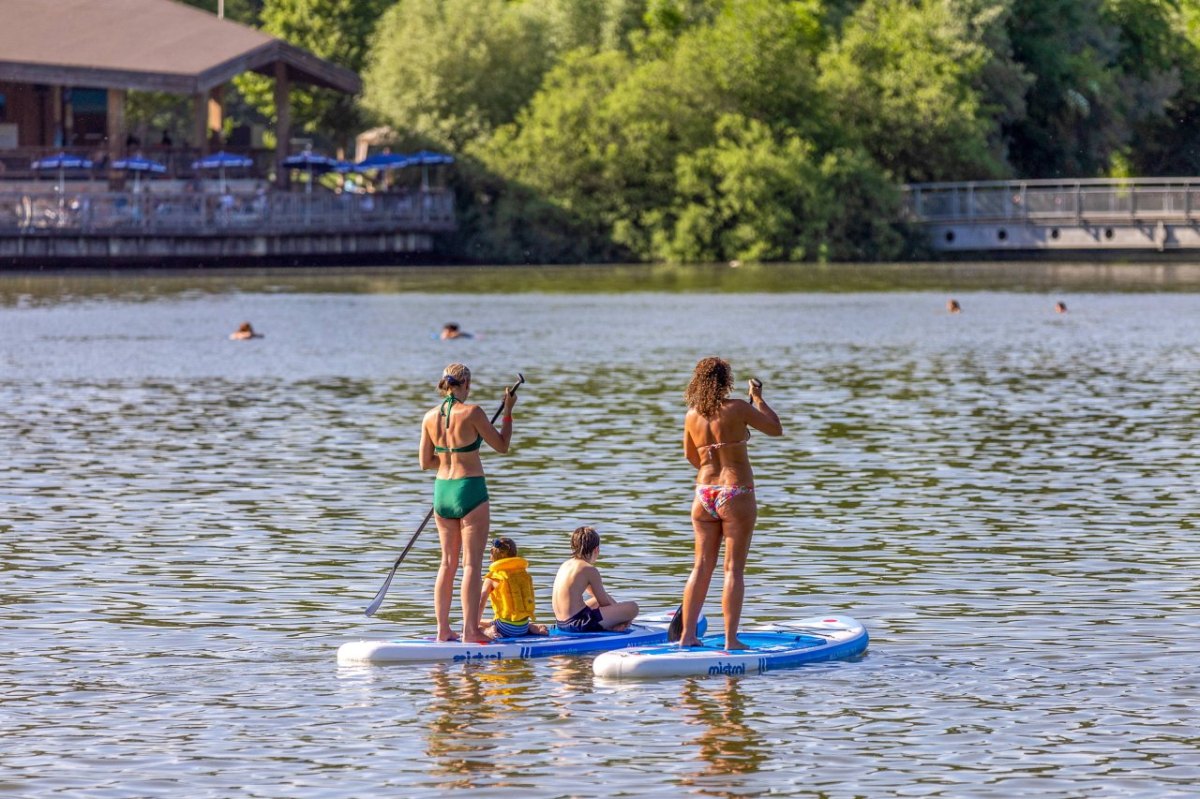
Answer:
xmin=425 ymin=660 xmax=536 ymax=784
xmin=680 ymin=677 xmax=766 ymax=794
xmin=545 ymin=655 xmax=600 ymax=697
xmin=6 ymin=262 xmax=1200 ymax=307
xmin=4 ymin=280 xmax=1200 ymax=799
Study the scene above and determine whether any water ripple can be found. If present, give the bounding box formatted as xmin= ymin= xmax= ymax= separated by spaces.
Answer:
xmin=2 ymin=282 xmax=1199 ymax=797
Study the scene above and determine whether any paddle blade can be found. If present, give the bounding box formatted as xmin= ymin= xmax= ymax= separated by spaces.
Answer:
xmin=364 ymin=566 xmax=398 ymax=617
xmin=667 ymin=604 xmax=684 ymax=642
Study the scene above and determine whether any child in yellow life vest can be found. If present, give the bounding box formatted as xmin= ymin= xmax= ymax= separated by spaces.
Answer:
xmin=480 ymin=537 xmax=549 ymax=639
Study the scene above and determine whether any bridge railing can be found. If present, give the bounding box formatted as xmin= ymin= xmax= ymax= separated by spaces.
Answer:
xmin=905 ymin=179 xmax=1200 ymax=223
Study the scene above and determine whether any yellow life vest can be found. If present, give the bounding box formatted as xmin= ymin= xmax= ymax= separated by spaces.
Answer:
xmin=486 ymin=556 xmax=537 ymax=623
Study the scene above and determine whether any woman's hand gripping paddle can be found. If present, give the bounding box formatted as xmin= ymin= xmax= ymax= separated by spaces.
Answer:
xmin=364 ymin=373 xmax=525 ymax=617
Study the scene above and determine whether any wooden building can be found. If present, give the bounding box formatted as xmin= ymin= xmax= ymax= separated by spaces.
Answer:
xmin=0 ymin=0 xmax=361 ymax=186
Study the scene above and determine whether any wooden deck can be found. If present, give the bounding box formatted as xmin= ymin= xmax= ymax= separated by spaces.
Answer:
xmin=0 ymin=187 xmax=456 ymax=265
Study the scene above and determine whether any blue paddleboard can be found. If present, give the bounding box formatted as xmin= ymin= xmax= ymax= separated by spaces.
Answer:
xmin=337 ymin=611 xmax=704 ymax=665
xmin=592 ymin=614 xmax=867 ymax=679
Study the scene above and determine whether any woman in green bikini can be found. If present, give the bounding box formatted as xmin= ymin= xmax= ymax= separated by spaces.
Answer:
xmin=419 ymin=363 xmax=517 ymax=643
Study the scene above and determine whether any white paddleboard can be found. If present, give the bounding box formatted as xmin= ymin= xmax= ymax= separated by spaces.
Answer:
xmin=338 ymin=611 xmax=704 ymax=666
xmin=592 ymin=614 xmax=868 ymax=679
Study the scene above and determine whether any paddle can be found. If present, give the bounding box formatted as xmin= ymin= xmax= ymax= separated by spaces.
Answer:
xmin=364 ymin=373 xmax=526 ymax=617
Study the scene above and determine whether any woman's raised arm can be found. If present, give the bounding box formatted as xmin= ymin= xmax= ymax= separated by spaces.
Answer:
xmin=743 ymin=382 xmax=782 ymax=436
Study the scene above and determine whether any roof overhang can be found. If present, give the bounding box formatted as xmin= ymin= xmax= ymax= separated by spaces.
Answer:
xmin=0 ymin=0 xmax=361 ymax=95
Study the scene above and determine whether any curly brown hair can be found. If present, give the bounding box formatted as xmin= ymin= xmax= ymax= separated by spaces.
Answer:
xmin=437 ymin=363 xmax=471 ymax=395
xmin=684 ymin=356 xmax=733 ymax=418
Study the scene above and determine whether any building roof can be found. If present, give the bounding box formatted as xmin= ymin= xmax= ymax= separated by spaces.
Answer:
xmin=0 ymin=0 xmax=361 ymax=95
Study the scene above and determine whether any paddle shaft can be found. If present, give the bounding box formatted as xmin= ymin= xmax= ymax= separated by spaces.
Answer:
xmin=364 ymin=374 xmax=525 ymax=617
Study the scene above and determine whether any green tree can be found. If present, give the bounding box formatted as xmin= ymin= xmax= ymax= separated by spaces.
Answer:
xmin=818 ymin=0 xmax=1016 ymax=183
xmin=1108 ymin=0 xmax=1197 ymax=175
xmin=813 ymin=145 xmax=910 ymax=261
xmin=363 ymin=0 xmax=555 ymax=152
xmin=125 ymin=93 xmax=193 ymax=148
xmin=441 ymin=161 xmax=622 ymax=264
xmin=237 ymin=0 xmax=393 ymax=151
xmin=662 ymin=116 xmax=905 ymax=263
xmin=1002 ymin=0 xmax=1143 ymax=176
xmin=533 ymin=0 xmax=650 ymax=54
xmin=641 ymin=0 xmax=723 ymax=40
xmin=478 ymin=0 xmax=830 ymax=258
xmin=664 ymin=116 xmax=828 ymax=262
xmin=472 ymin=50 xmax=637 ymax=259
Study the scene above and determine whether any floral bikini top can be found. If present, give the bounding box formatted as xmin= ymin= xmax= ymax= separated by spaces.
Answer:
xmin=697 ymin=433 xmax=750 ymax=459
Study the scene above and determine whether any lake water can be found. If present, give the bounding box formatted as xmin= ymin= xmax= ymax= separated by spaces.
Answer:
xmin=3 ymin=263 xmax=1199 ymax=798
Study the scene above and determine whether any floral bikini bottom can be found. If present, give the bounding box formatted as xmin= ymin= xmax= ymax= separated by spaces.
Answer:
xmin=694 ymin=484 xmax=755 ymax=518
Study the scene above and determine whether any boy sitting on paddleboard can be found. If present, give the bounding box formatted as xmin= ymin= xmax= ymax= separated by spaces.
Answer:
xmin=479 ymin=537 xmax=549 ymax=639
xmin=552 ymin=526 xmax=639 ymax=633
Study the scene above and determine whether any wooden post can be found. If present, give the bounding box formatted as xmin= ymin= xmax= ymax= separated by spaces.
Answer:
xmin=193 ymin=93 xmax=208 ymax=156
xmin=62 ymin=87 xmax=74 ymax=146
xmin=208 ymin=85 xmax=224 ymax=146
xmin=106 ymin=89 xmax=126 ymax=187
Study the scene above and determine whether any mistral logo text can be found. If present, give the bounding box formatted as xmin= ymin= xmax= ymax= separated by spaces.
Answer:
xmin=707 ymin=661 xmax=746 ymax=676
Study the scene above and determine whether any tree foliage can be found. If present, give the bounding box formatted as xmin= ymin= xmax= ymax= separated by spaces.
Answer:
xmin=363 ymin=0 xmax=556 ymax=151
xmin=473 ymin=0 xmax=835 ymax=261
xmin=339 ymin=0 xmax=1200 ymax=260
xmin=818 ymin=0 xmax=1018 ymax=183
xmin=236 ymin=0 xmax=393 ymax=151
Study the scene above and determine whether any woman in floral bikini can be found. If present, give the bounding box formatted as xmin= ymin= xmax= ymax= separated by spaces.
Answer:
xmin=678 ymin=357 xmax=782 ymax=649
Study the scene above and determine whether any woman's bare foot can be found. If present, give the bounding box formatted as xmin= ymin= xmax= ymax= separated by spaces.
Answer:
xmin=436 ymin=631 xmax=460 ymax=642
xmin=529 ymin=623 xmax=549 ymax=636
xmin=678 ymin=637 xmax=704 ymax=648
xmin=724 ymin=638 xmax=749 ymax=651
xmin=463 ymin=626 xmax=491 ymax=645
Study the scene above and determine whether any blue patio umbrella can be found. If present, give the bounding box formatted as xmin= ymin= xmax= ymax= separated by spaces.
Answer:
xmin=351 ymin=152 xmax=413 ymax=193
xmin=191 ymin=150 xmax=254 ymax=192
xmin=113 ymin=155 xmax=167 ymax=173
xmin=355 ymin=152 xmax=410 ymax=171
xmin=112 ymin=155 xmax=167 ymax=192
xmin=408 ymin=149 xmax=455 ymax=165
xmin=31 ymin=152 xmax=94 ymax=192
xmin=283 ymin=151 xmax=338 ymax=194
xmin=407 ymin=149 xmax=455 ymax=188
xmin=283 ymin=151 xmax=337 ymax=170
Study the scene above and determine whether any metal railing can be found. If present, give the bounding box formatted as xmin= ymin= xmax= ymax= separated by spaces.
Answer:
xmin=904 ymin=178 xmax=1200 ymax=223
xmin=0 ymin=188 xmax=456 ymax=234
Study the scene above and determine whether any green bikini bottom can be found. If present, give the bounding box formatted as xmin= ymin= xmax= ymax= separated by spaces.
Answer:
xmin=433 ymin=476 xmax=489 ymax=520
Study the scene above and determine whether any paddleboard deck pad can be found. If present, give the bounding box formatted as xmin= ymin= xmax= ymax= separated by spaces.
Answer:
xmin=338 ymin=612 xmax=704 ymax=665
xmin=592 ymin=615 xmax=867 ymax=679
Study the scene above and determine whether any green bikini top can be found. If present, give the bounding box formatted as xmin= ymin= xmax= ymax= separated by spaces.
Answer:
xmin=433 ymin=394 xmax=483 ymax=454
